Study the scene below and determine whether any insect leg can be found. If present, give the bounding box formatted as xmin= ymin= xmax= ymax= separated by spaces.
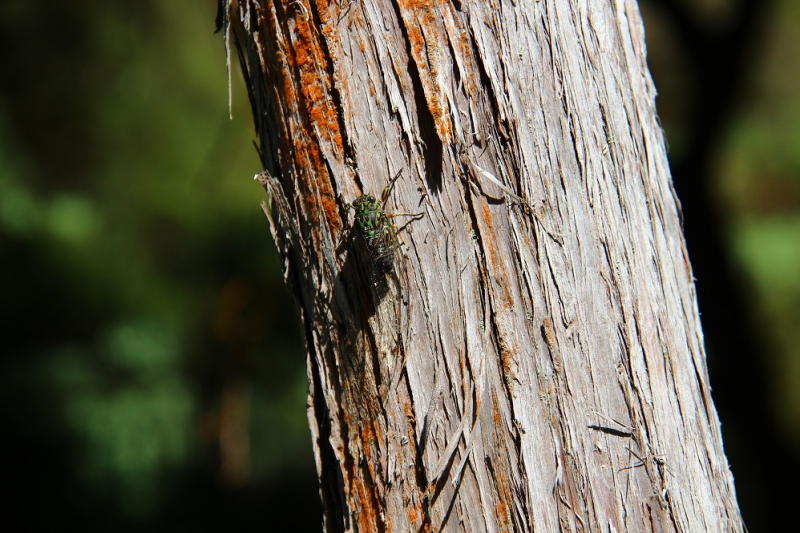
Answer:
xmin=381 ymin=169 xmax=404 ymax=207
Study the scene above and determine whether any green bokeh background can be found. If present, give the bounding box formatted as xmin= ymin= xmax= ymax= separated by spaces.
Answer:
xmin=1 ymin=1 xmax=317 ymax=530
xmin=1 ymin=0 xmax=798 ymax=531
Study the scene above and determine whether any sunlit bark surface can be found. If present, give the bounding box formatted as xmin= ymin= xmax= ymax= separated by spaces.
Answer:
xmin=222 ymin=0 xmax=743 ymax=531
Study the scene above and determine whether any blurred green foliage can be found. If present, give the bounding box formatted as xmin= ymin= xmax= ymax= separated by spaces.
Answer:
xmin=714 ymin=0 xmax=800 ymax=442
xmin=0 ymin=0 xmax=317 ymax=529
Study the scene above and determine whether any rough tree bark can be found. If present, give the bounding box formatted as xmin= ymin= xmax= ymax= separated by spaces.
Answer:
xmin=219 ymin=0 xmax=743 ymax=531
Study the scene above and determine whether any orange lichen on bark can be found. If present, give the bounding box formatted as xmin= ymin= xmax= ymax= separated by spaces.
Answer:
xmin=290 ymin=3 xmax=344 ymax=153
xmin=320 ymin=190 xmax=339 ymax=230
xmin=407 ymin=503 xmax=418 ymax=526
xmin=265 ymin=1 xmax=345 ymax=235
xmin=481 ymin=202 xmax=498 ymax=268
xmin=400 ymin=0 xmax=438 ymax=26
xmin=456 ymin=28 xmax=477 ymax=97
xmin=352 ymin=474 xmax=379 ymax=531
xmin=492 ymin=393 xmax=503 ymax=428
xmin=496 ymin=499 xmax=508 ymax=530
xmin=360 ymin=423 xmax=374 ymax=469
xmin=404 ymin=400 xmax=415 ymax=422
xmin=313 ymin=0 xmax=331 ymax=14
xmin=287 ymin=132 xmax=342 ymax=234
xmin=396 ymin=0 xmax=453 ymax=142
xmin=490 ymin=395 xmax=515 ymax=531
xmin=499 ymin=342 xmax=513 ymax=382
xmin=242 ymin=1 xmax=345 ymax=239
xmin=350 ymin=422 xmax=382 ymax=531
xmin=478 ymin=199 xmax=517 ymax=324
xmin=496 ymin=473 xmax=514 ymax=531
xmin=371 ymin=418 xmax=385 ymax=456
xmin=402 ymin=400 xmax=426 ymax=529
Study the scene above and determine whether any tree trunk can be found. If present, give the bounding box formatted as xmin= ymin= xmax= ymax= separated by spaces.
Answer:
xmin=220 ymin=0 xmax=744 ymax=531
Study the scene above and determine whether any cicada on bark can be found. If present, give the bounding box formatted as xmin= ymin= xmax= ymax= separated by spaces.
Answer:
xmin=349 ymin=170 xmax=423 ymax=392
xmin=350 ymin=170 xmax=417 ymax=274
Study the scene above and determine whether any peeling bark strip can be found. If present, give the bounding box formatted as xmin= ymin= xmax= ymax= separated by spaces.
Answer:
xmin=223 ymin=0 xmax=744 ymax=531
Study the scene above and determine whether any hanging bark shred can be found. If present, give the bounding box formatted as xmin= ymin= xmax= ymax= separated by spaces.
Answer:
xmin=223 ymin=0 xmax=745 ymax=531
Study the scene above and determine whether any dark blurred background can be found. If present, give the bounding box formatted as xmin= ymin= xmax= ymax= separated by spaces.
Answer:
xmin=0 ymin=0 xmax=797 ymax=531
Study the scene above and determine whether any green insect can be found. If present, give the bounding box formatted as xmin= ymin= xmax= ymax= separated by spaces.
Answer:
xmin=350 ymin=170 xmax=417 ymax=274
xmin=350 ymin=171 xmax=422 ymax=390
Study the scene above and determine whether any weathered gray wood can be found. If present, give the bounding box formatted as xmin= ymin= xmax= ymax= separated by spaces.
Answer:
xmin=223 ymin=0 xmax=744 ymax=531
